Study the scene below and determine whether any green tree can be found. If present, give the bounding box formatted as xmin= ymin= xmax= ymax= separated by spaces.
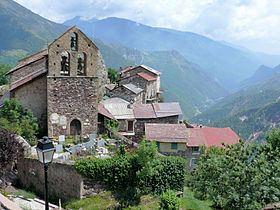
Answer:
xmin=0 ymin=64 xmax=11 ymax=86
xmin=107 ymin=67 xmax=120 ymax=83
xmin=188 ymin=138 xmax=280 ymax=209
xmin=0 ymin=99 xmax=38 ymax=145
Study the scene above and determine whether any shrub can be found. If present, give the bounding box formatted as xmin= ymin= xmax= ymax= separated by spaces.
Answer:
xmin=159 ymin=189 xmax=181 ymax=210
xmin=75 ymin=141 xmax=186 ymax=196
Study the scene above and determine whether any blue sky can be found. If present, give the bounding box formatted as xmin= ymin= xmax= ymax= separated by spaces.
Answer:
xmin=14 ymin=0 xmax=280 ymax=55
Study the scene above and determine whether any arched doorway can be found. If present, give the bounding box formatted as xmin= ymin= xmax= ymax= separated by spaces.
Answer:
xmin=70 ymin=119 xmax=81 ymax=136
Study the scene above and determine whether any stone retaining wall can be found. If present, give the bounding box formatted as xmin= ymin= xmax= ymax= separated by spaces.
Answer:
xmin=17 ymin=157 xmax=107 ymax=201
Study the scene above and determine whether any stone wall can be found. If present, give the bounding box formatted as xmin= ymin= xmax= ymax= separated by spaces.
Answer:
xmin=109 ymin=86 xmax=144 ymax=104
xmin=9 ymin=58 xmax=47 ymax=85
xmin=118 ymin=74 xmax=158 ymax=103
xmin=17 ymin=157 xmax=107 ymax=201
xmin=11 ymin=75 xmax=47 ymax=129
xmin=133 ymin=115 xmax=179 ymax=143
xmin=47 ymin=77 xmax=98 ymax=137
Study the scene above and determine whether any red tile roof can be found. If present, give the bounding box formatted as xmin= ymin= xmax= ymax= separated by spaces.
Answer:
xmin=186 ymin=127 xmax=240 ymax=147
xmin=98 ymin=104 xmax=115 ymax=120
xmin=137 ymin=73 xmax=156 ymax=81
xmin=153 ymin=102 xmax=182 ymax=118
xmin=145 ymin=123 xmax=188 ymax=143
xmin=134 ymin=104 xmax=156 ymax=119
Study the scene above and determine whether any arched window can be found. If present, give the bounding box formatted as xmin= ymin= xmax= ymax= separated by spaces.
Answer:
xmin=77 ymin=52 xmax=86 ymax=75
xmin=60 ymin=51 xmax=70 ymax=76
xmin=70 ymin=119 xmax=81 ymax=136
xmin=70 ymin=32 xmax=78 ymax=51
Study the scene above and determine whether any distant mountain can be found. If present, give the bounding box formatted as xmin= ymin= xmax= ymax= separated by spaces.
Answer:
xmin=0 ymin=0 xmax=68 ymax=66
xmin=239 ymin=64 xmax=280 ymax=89
xmin=94 ymin=39 xmax=228 ymax=117
xmin=63 ymin=16 xmax=279 ymax=91
xmin=211 ymin=100 xmax=280 ymax=142
xmin=191 ymin=70 xmax=280 ymax=135
xmin=0 ymin=0 xmax=227 ymax=118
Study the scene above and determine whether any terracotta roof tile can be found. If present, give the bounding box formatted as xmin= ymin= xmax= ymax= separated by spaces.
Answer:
xmin=186 ymin=127 xmax=240 ymax=147
xmin=98 ymin=104 xmax=115 ymax=120
xmin=145 ymin=123 xmax=188 ymax=143
xmin=153 ymin=102 xmax=182 ymax=117
xmin=134 ymin=104 xmax=156 ymax=119
xmin=137 ymin=73 xmax=156 ymax=81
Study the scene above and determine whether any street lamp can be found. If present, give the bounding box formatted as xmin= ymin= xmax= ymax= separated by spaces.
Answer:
xmin=36 ymin=136 xmax=55 ymax=210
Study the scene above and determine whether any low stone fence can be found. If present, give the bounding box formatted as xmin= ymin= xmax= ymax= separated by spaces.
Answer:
xmin=17 ymin=157 xmax=107 ymax=201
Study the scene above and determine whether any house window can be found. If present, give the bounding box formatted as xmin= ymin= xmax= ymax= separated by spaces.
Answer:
xmin=127 ymin=120 xmax=134 ymax=132
xmin=171 ymin=143 xmax=178 ymax=150
xmin=192 ymin=147 xmax=200 ymax=154
xmin=60 ymin=51 xmax=70 ymax=76
xmin=77 ymin=53 xmax=86 ymax=75
xmin=71 ymin=32 xmax=78 ymax=51
xmin=156 ymin=141 xmax=160 ymax=149
xmin=190 ymin=158 xmax=197 ymax=167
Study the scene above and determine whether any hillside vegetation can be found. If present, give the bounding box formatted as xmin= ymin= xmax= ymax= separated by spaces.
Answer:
xmin=0 ymin=0 xmax=67 ymax=66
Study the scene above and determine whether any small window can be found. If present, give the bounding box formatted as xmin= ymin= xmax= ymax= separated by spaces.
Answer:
xmin=171 ymin=143 xmax=178 ymax=150
xmin=156 ymin=142 xmax=160 ymax=149
xmin=192 ymin=147 xmax=200 ymax=154
xmin=77 ymin=53 xmax=86 ymax=75
xmin=60 ymin=51 xmax=70 ymax=76
xmin=190 ymin=158 xmax=197 ymax=167
xmin=127 ymin=120 xmax=134 ymax=132
xmin=71 ymin=32 xmax=78 ymax=51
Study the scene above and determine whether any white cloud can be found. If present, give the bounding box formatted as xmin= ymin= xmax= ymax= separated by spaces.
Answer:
xmin=13 ymin=0 xmax=280 ymax=54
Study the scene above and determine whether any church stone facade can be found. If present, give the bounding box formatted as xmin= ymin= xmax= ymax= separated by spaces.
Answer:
xmin=7 ymin=26 xmax=108 ymax=137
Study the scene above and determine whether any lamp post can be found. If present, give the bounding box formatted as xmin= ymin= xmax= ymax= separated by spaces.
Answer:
xmin=36 ymin=136 xmax=55 ymax=210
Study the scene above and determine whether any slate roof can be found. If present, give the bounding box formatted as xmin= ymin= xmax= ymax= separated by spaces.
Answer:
xmin=186 ymin=127 xmax=240 ymax=147
xmin=134 ymin=104 xmax=157 ymax=119
xmin=122 ymin=84 xmax=143 ymax=94
xmin=145 ymin=123 xmax=188 ymax=143
xmin=137 ymin=73 xmax=156 ymax=81
xmin=152 ymin=102 xmax=182 ymax=118
xmin=98 ymin=104 xmax=115 ymax=120
xmin=103 ymin=103 xmax=135 ymax=120
xmin=0 ymin=92 xmax=10 ymax=107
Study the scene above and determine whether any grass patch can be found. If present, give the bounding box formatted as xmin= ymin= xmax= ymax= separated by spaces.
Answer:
xmin=65 ymin=189 xmax=213 ymax=210
xmin=13 ymin=190 xmax=36 ymax=199
xmin=65 ymin=191 xmax=119 ymax=210
xmin=181 ymin=188 xmax=213 ymax=210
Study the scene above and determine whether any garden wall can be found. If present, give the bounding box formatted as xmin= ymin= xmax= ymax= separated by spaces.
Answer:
xmin=17 ymin=157 xmax=107 ymax=201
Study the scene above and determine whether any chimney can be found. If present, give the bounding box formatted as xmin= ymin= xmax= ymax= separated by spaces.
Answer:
xmin=128 ymin=99 xmax=134 ymax=109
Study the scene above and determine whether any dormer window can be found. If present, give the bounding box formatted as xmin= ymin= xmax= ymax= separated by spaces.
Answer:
xmin=61 ymin=51 xmax=70 ymax=76
xmin=77 ymin=53 xmax=86 ymax=75
xmin=70 ymin=32 xmax=77 ymax=51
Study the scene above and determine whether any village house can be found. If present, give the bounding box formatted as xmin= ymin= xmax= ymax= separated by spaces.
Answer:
xmin=98 ymin=98 xmax=182 ymax=142
xmin=109 ymin=83 xmax=145 ymax=104
xmin=6 ymin=26 xmax=108 ymax=137
xmin=145 ymin=124 xmax=240 ymax=168
xmin=108 ymin=65 xmax=162 ymax=104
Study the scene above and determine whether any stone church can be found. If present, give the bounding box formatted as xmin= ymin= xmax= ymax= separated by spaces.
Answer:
xmin=7 ymin=26 xmax=108 ymax=137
